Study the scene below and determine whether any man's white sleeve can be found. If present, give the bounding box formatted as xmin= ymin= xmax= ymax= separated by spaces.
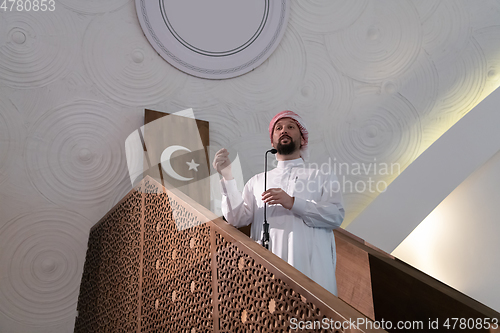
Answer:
xmin=220 ymin=178 xmax=254 ymax=228
xmin=290 ymin=173 xmax=344 ymax=229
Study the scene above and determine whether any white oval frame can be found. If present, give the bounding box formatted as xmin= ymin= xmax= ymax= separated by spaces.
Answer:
xmin=135 ymin=0 xmax=290 ymax=79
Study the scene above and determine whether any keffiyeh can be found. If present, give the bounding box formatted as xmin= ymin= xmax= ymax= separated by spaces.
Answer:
xmin=269 ymin=110 xmax=309 ymax=160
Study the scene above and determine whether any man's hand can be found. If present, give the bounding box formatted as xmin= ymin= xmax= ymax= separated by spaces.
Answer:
xmin=262 ymin=188 xmax=294 ymax=210
xmin=212 ymin=148 xmax=233 ymax=180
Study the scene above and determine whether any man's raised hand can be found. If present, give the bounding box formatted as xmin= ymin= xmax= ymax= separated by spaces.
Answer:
xmin=212 ymin=148 xmax=233 ymax=180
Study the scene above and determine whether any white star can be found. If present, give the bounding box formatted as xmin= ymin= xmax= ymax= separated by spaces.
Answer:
xmin=186 ymin=159 xmax=200 ymax=172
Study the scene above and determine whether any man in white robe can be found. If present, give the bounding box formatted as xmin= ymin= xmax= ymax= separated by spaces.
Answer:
xmin=212 ymin=111 xmax=344 ymax=295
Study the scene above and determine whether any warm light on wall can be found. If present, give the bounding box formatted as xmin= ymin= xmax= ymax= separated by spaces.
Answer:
xmin=390 ymin=77 xmax=500 ymax=291
xmin=392 ymin=208 xmax=446 ymax=279
xmin=392 ymin=196 xmax=469 ymax=293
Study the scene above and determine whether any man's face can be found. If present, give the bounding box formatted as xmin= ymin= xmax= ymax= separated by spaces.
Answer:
xmin=272 ymin=118 xmax=304 ymax=155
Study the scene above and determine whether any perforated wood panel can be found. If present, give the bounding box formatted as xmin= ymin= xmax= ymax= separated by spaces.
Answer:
xmin=215 ymin=231 xmax=334 ymax=332
xmin=141 ymin=180 xmax=213 ymax=332
xmin=75 ymin=177 xmax=380 ymax=333
xmin=74 ymin=183 xmax=143 ymax=332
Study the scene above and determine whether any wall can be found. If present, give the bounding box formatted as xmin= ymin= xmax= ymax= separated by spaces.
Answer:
xmin=347 ymin=85 xmax=500 ymax=312
xmin=1 ymin=0 xmax=500 ymax=331
xmin=392 ymin=147 xmax=500 ymax=313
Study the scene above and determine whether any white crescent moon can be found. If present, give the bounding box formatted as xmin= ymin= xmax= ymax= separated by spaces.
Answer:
xmin=160 ymin=145 xmax=193 ymax=182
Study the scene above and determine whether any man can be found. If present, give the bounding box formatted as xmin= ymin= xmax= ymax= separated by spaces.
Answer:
xmin=212 ymin=111 xmax=344 ymax=295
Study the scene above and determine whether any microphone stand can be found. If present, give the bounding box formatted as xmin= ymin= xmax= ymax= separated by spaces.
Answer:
xmin=262 ymin=148 xmax=277 ymax=249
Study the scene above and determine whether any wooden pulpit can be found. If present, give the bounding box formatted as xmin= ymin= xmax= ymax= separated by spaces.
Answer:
xmin=74 ymin=176 xmax=499 ymax=332
xmin=74 ymin=176 xmax=384 ymax=332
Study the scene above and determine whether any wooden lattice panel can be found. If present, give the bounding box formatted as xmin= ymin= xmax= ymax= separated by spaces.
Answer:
xmin=215 ymin=231 xmax=338 ymax=333
xmin=141 ymin=179 xmax=213 ymax=332
xmin=75 ymin=186 xmax=142 ymax=332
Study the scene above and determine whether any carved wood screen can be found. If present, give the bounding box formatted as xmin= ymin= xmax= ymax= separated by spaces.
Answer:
xmin=75 ymin=176 xmax=383 ymax=333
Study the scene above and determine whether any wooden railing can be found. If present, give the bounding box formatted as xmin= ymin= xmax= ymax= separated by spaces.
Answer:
xmin=334 ymin=228 xmax=500 ymax=333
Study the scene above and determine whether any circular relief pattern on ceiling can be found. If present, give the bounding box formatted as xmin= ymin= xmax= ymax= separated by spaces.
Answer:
xmin=220 ymin=24 xmax=306 ymax=110
xmin=437 ymin=38 xmax=487 ymax=118
xmin=325 ymin=88 xmax=422 ymax=171
xmin=135 ymin=0 xmax=291 ymax=79
xmin=292 ymin=0 xmax=367 ymax=33
xmin=83 ymin=7 xmax=185 ymax=106
xmin=25 ymin=100 xmax=129 ymax=211
xmin=0 ymin=99 xmax=24 ymax=186
xmin=0 ymin=11 xmax=77 ymax=88
xmin=59 ymin=0 xmax=130 ymax=14
xmin=0 ymin=210 xmax=89 ymax=324
xmin=422 ymin=0 xmax=470 ymax=65
xmin=291 ymin=39 xmax=353 ymax=117
xmin=325 ymin=0 xmax=421 ymax=82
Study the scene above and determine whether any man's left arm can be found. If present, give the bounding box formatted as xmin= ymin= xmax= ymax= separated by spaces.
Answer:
xmin=289 ymin=172 xmax=344 ymax=229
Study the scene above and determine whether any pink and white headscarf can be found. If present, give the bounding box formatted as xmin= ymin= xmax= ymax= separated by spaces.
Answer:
xmin=269 ymin=110 xmax=309 ymax=160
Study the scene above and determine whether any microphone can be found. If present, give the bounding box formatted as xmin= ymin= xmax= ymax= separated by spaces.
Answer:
xmin=262 ymin=148 xmax=277 ymax=249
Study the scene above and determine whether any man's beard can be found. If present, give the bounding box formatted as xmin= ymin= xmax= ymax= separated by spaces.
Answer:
xmin=276 ymin=136 xmax=297 ymax=155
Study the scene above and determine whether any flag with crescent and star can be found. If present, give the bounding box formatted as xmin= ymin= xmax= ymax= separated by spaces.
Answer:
xmin=125 ymin=108 xmax=211 ymax=209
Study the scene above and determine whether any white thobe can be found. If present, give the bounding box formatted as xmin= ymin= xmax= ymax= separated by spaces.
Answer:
xmin=221 ymin=158 xmax=344 ymax=295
